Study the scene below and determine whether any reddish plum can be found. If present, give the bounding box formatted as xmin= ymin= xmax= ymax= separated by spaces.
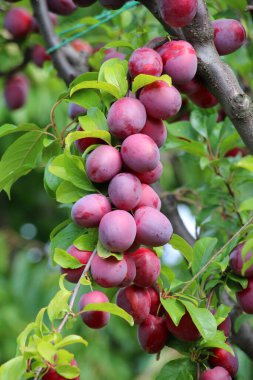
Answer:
xmin=139 ymin=81 xmax=182 ymax=119
xmin=71 ymin=39 xmax=93 ymax=54
xmin=213 ymin=19 xmax=246 ymax=56
xmin=158 ymin=40 xmax=197 ymax=85
xmin=4 ymin=74 xmax=29 ymax=110
xmin=4 ymin=8 xmax=32 ymax=39
xmin=208 ymin=345 xmax=239 ymax=377
xmin=121 ymin=134 xmax=160 ymax=173
xmin=74 ymin=0 xmax=97 ymax=6
xmin=78 ymin=291 xmax=110 ymax=329
xmin=42 ymin=359 xmax=80 ymax=380
xmin=68 ymin=104 xmax=86 ymax=119
xmin=134 ymin=161 xmax=163 ymax=185
xmin=107 ymin=98 xmax=147 ymax=139
xmin=141 ymin=118 xmax=167 ymax=148
xmin=71 ymin=194 xmax=111 ymax=228
xmin=120 ymin=255 xmax=136 ymax=287
xmin=47 ymin=0 xmax=77 ymax=15
xmin=200 ymin=367 xmax=232 ymax=380
xmin=116 ymin=285 xmax=151 ymax=324
xmin=230 ymin=242 xmax=253 ymax=277
xmin=32 ymin=45 xmax=51 ymax=68
xmin=75 ymin=126 xmax=104 ymax=153
xmin=99 ymin=0 xmax=127 ymax=9
xmin=138 ymin=315 xmax=168 ymax=353
xmin=86 ymin=145 xmax=122 ymax=183
xmin=236 ymin=278 xmax=253 ymax=314
xmin=60 ymin=245 xmax=92 ymax=283
xmin=134 ymin=206 xmax=173 ymax=247
xmin=135 ymin=184 xmax=161 ymax=211
xmin=128 ymin=48 xmax=163 ymax=78
xmin=99 ymin=210 xmax=137 ymax=252
xmin=147 ymin=287 xmax=164 ymax=316
xmin=91 ymin=255 xmax=128 ymax=288
xmin=130 ymin=247 xmax=161 ymax=288
xmin=103 ymin=49 xmax=126 ymax=62
xmin=159 ymin=0 xmax=198 ymax=27
xmin=165 ymin=310 xmax=201 ymax=341
xmin=108 ymin=173 xmax=142 ymax=211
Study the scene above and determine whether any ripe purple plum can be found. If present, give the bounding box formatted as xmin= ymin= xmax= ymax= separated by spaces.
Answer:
xmin=138 ymin=315 xmax=168 ymax=353
xmin=108 ymin=173 xmax=142 ymax=211
xmin=4 ymin=8 xmax=32 ymax=39
xmin=166 ymin=310 xmax=201 ymax=341
xmin=121 ymin=134 xmax=160 ymax=173
xmin=134 ymin=161 xmax=163 ymax=185
xmin=32 ymin=45 xmax=51 ymax=68
xmin=159 ymin=0 xmax=198 ymax=27
xmin=134 ymin=206 xmax=173 ymax=247
xmin=71 ymin=194 xmax=111 ymax=227
xmin=99 ymin=0 xmax=127 ymax=9
xmin=91 ymin=255 xmax=128 ymax=288
xmin=75 ymin=126 xmax=104 ymax=153
xmin=139 ymin=81 xmax=182 ymax=119
xmin=103 ymin=49 xmax=126 ymax=62
xmin=229 ymin=242 xmax=253 ymax=277
xmin=140 ymin=118 xmax=167 ymax=148
xmin=158 ymin=40 xmax=197 ymax=85
xmin=99 ymin=210 xmax=137 ymax=252
xmin=128 ymin=48 xmax=163 ymax=78
xmin=187 ymin=81 xmax=218 ymax=108
xmin=130 ymin=247 xmax=161 ymax=288
xmin=86 ymin=145 xmax=122 ymax=183
xmin=71 ymin=39 xmax=93 ymax=55
xmin=42 ymin=359 xmax=80 ymax=380
xmin=68 ymin=103 xmax=87 ymax=119
xmin=120 ymin=255 xmax=136 ymax=287
xmin=107 ymin=98 xmax=147 ymax=139
xmin=60 ymin=245 xmax=92 ymax=283
xmin=147 ymin=287 xmax=164 ymax=316
xmin=73 ymin=0 xmax=97 ymax=6
xmin=4 ymin=74 xmax=29 ymax=110
xmin=211 ymin=310 xmax=231 ymax=338
xmin=47 ymin=0 xmax=77 ymax=15
xmin=213 ymin=19 xmax=246 ymax=56
xmin=200 ymin=367 xmax=232 ymax=380
xmin=135 ymin=184 xmax=161 ymax=210
xmin=116 ymin=285 xmax=151 ymax=324
xmin=208 ymin=345 xmax=239 ymax=377
xmin=236 ymin=278 xmax=253 ymax=314
xmin=78 ymin=291 xmax=110 ymax=329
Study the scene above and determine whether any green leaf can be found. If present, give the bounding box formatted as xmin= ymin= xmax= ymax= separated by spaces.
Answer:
xmin=50 ymin=222 xmax=84 ymax=258
xmin=0 ymin=123 xmax=39 ymax=138
xmin=97 ymin=239 xmax=123 ymax=260
xmin=234 ymin=313 xmax=253 ymax=333
xmin=160 ymin=298 xmax=185 ymax=326
xmin=47 ymin=290 xmax=71 ymax=322
xmin=54 ymin=248 xmax=83 ymax=269
xmin=132 ymin=74 xmax=172 ymax=93
xmin=160 ymin=265 xmax=175 ymax=289
xmin=56 ymin=181 xmax=84 ymax=204
xmin=70 ymin=80 xmax=121 ymax=99
xmin=190 ymin=110 xmax=208 ymax=138
xmin=79 ymin=107 xmax=108 ymax=132
xmin=0 ymin=356 xmax=26 ymax=380
xmin=55 ymin=365 xmax=80 ymax=379
xmin=56 ymin=335 xmax=88 ymax=349
xmin=64 ymin=130 xmax=111 ymax=151
xmin=156 ymin=358 xmax=195 ymax=380
xmin=0 ymin=131 xmax=44 ymax=194
xmin=182 ymin=301 xmax=217 ymax=340
xmin=73 ymin=229 xmax=98 ymax=251
xmin=237 ymin=156 xmax=253 ymax=172
xmin=70 ymin=89 xmax=102 ymax=110
xmin=81 ymin=302 xmax=134 ymax=326
xmin=169 ymin=234 xmax=193 ymax=263
xmin=70 ymin=72 xmax=99 ymax=88
xmin=99 ymin=59 xmax=128 ymax=98
xmin=192 ymin=237 xmax=218 ymax=275
xmin=17 ymin=322 xmax=36 ymax=353
xmin=37 ymin=341 xmax=56 ymax=362
xmin=199 ymin=331 xmax=233 ymax=354
xmin=214 ymin=305 xmax=232 ymax=325
xmin=239 ymin=197 xmax=253 ymax=211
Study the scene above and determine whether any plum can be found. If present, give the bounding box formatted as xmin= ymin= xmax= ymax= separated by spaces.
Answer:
xmin=4 ymin=74 xmax=29 ymax=110
xmin=68 ymin=103 xmax=87 ymax=119
xmin=134 ymin=206 xmax=173 ymax=247
xmin=200 ymin=367 xmax=232 ymax=380
xmin=86 ymin=145 xmax=122 ymax=183
xmin=213 ymin=19 xmax=246 ymax=56
xmin=236 ymin=278 xmax=253 ymax=314
xmin=121 ymin=134 xmax=160 ymax=173
xmin=165 ymin=310 xmax=201 ymax=341
xmin=139 ymin=81 xmax=182 ymax=119
xmin=99 ymin=210 xmax=137 ymax=252
xmin=107 ymin=98 xmax=147 ymax=139
xmin=47 ymin=0 xmax=77 ymax=15
xmin=75 ymin=126 xmax=104 ymax=153
xmin=229 ymin=242 xmax=253 ymax=277
xmin=130 ymin=248 xmax=161 ymax=288
xmin=71 ymin=194 xmax=111 ymax=228
xmin=140 ymin=118 xmax=167 ymax=148
xmin=208 ymin=345 xmax=238 ymax=377
xmin=108 ymin=173 xmax=142 ymax=211
xmin=4 ymin=8 xmax=32 ymax=39
xmin=99 ymin=0 xmax=127 ymax=9
xmin=158 ymin=40 xmax=197 ymax=85
xmin=71 ymin=39 xmax=93 ymax=54
xmin=158 ymin=0 xmax=198 ymax=28
xmin=116 ymin=285 xmax=151 ymax=324
xmin=134 ymin=161 xmax=163 ymax=185
xmin=138 ymin=315 xmax=168 ymax=353
xmin=79 ymin=291 xmax=110 ymax=329
xmin=147 ymin=287 xmax=164 ymax=316
xmin=31 ymin=45 xmax=51 ymax=68
xmin=128 ymin=48 xmax=163 ymax=78
xmin=60 ymin=245 xmax=92 ymax=283
xmin=42 ymin=359 xmax=80 ymax=380
xmin=134 ymin=184 xmax=161 ymax=210
xmin=91 ymin=255 xmax=128 ymax=288
xmin=120 ymin=255 xmax=136 ymax=287
xmin=73 ymin=0 xmax=97 ymax=7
